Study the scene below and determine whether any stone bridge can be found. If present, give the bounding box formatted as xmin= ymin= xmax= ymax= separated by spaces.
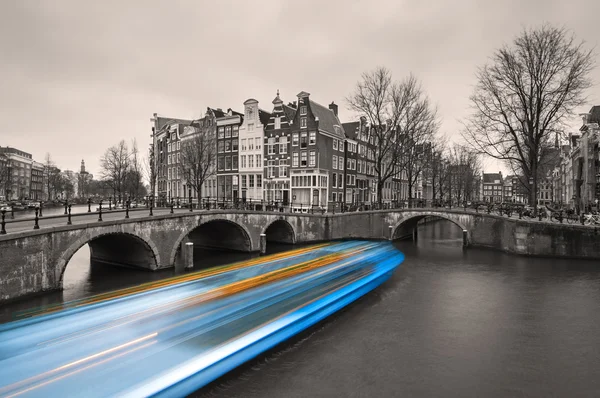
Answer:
xmin=1 ymin=209 xmax=599 ymax=302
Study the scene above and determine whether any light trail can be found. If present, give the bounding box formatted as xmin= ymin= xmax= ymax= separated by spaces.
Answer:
xmin=0 ymin=240 xmax=404 ymax=398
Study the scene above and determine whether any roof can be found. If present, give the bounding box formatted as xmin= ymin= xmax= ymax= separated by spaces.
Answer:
xmin=482 ymin=173 xmax=502 ymax=183
xmin=282 ymin=104 xmax=296 ymax=122
xmin=259 ymin=109 xmax=272 ymax=126
xmin=208 ymin=108 xmax=226 ymax=118
xmin=309 ymin=99 xmax=346 ymax=139
xmin=589 ymin=105 xmax=600 ymax=124
xmin=342 ymin=122 xmax=360 ymax=140
xmin=155 ymin=116 xmax=192 ymax=131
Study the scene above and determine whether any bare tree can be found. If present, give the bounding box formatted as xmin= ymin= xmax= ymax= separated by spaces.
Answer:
xmin=447 ymin=144 xmax=481 ymax=204
xmin=100 ymin=140 xmax=131 ymax=197
xmin=123 ymin=139 xmax=144 ymax=200
xmin=144 ymin=144 xmax=157 ymax=198
xmin=428 ymin=137 xmax=450 ymax=204
xmin=461 ymin=24 xmax=595 ymax=209
xmin=177 ymin=126 xmax=216 ymax=201
xmin=346 ymin=67 xmax=439 ymax=206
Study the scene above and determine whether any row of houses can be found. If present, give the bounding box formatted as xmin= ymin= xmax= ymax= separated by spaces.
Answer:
xmin=480 ymin=106 xmax=600 ymax=211
xmin=0 ymin=147 xmax=45 ymax=201
xmin=150 ymin=91 xmax=431 ymax=211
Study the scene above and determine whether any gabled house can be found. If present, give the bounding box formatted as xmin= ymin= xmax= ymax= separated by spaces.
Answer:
xmin=288 ymin=91 xmax=347 ymax=211
xmin=239 ymin=99 xmax=271 ymax=201
xmin=264 ymin=91 xmax=296 ymax=205
xmin=215 ymin=108 xmax=243 ymax=202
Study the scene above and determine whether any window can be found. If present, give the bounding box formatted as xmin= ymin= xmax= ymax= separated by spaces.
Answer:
xmin=256 ymin=154 xmax=261 ymax=168
xmin=225 ymin=156 xmax=232 ymax=170
xmin=177 ymin=153 xmax=180 ymax=163
xmin=275 ymin=117 xmax=281 ymax=129
xmin=218 ymin=127 xmax=224 ymax=138
xmin=217 ymin=141 xmax=224 ymax=152
xmin=249 ymin=175 xmax=255 ymax=188
xmin=309 ymin=131 xmax=316 ymax=145
xmin=292 ymin=133 xmax=299 ymax=146
xmin=168 ymin=154 xmax=171 ymax=164
xmin=267 ymin=160 xmax=276 ymax=178
xmin=332 ymin=173 xmax=337 ymax=187
xmin=249 ymin=155 xmax=254 ymax=168
xmin=168 ymin=168 xmax=171 ymax=179
xmin=241 ymin=175 xmax=247 ymax=189
xmin=225 ymin=140 xmax=231 ymax=152
xmin=292 ymin=152 xmax=299 ymax=167
xmin=218 ymin=157 xmax=224 ymax=170
xmin=232 ymin=140 xmax=238 ymax=151
xmin=339 ymin=140 xmax=344 ymax=152
xmin=232 ymin=125 xmax=239 ymax=137
xmin=300 ymin=117 xmax=307 ymax=128
xmin=347 ymin=158 xmax=351 ymax=169
xmin=241 ymin=155 xmax=246 ymax=168
xmin=309 ymin=150 xmax=316 ymax=167
xmin=300 ymin=106 xmax=307 ymax=115
xmin=332 ymin=192 xmax=337 ymax=202
xmin=333 ymin=155 xmax=337 ymax=169
xmin=255 ymin=137 xmax=261 ymax=150
xmin=279 ymin=159 xmax=287 ymax=177
xmin=301 ymin=151 xmax=307 ymax=167
xmin=177 ymin=142 xmax=181 ymax=150
xmin=338 ymin=157 xmax=344 ymax=170
xmin=225 ymin=126 xmax=231 ymax=138
xmin=268 ymin=137 xmax=276 ymax=155
xmin=279 ymin=136 xmax=287 ymax=154
xmin=300 ymin=132 xmax=308 ymax=148
xmin=347 ymin=174 xmax=351 ymax=185
xmin=333 ymin=139 xmax=338 ymax=151
xmin=248 ymin=124 xmax=254 ymax=132
xmin=232 ymin=156 xmax=238 ymax=169
xmin=248 ymin=139 xmax=254 ymax=151
xmin=339 ymin=173 xmax=344 ymax=188
xmin=241 ymin=139 xmax=247 ymax=151
xmin=256 ymin=174 xmax=262 ymax=188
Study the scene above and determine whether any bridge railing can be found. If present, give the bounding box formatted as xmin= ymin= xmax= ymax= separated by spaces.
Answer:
xmin=0 ymin=198 xmax=593 ymax=236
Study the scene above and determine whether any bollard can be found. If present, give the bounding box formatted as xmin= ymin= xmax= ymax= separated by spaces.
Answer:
xmin=67 ymin=204 xmax=72 ymax=225
xmin=64 ymin=202 xmax=68 ymax=215
xmin=39 ymin=202 xmax=43 ymax=217
xmin=389 ymin=225 xmax=394 ymax=241
xmin=150 ymin=199 xmax=154 ymax=216
xmin=184 ymin=242 xmax=194 ymax=270
xmin=260 ymin=233 xmax=267 ymax=255
xmin=98 ymin=201 xmax=103 ymax=222
xmin=189 ymin=201 xmax=193 ymax=212
xmin=108 ymin=198 xmax=112 ymax=211
xmin=170 ymin=202 xmax=174 ymax=214
xmin=125 ymin=201 xmax=130 ymax=219
xmin=33 ymin=208 xmax=40 ymax=230
xmin=538 ymin=212 xmax=542 ymax=221
xmin=11 ymin=206 xmax=14 ymax=219
xmin=0 ymin=209 xmax=6 ymax=234
xmin=87 ymin=198 xmax=92 ymax=212
xmin=463 ymin=229 xmax=468 ymax=247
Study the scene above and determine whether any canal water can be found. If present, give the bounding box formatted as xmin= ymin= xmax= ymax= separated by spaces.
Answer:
xmin=1 ymin=220 xmax=600 ymax=397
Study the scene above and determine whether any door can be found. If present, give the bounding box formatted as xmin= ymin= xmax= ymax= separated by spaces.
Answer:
xmin=312 ymin=189 xmax=319 ymax=207
xmin=283 ymin=190 xmax=289 ymax=205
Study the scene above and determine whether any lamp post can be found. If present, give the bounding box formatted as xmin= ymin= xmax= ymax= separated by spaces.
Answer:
xmin=188 ymin=186 xmax=192 ymax=212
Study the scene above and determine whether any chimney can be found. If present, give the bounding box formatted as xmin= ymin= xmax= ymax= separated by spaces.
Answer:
xmin=329 ymin=102 xmax=338 ymax=117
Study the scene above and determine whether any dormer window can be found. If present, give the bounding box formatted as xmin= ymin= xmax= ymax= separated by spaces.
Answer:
xmin=301 ymin=117 xmax=307 ymax=128
xmin=300 ymin=106 xmax=307 ymax=115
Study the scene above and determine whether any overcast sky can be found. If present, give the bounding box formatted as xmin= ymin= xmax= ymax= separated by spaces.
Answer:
xmin=1 ymin=0 xmax=599 ymax=177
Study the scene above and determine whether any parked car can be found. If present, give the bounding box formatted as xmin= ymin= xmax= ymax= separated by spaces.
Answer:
xmin=0 ymin=202 xmax=12 ymax=212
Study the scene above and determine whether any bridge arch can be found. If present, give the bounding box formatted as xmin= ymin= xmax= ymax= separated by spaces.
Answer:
xmin=263 ymin=219 xmax=296 ymax=244
xmin=391 ymin=212 xmax=468 ymax=241
xmin=56 ymin=231 xmax=160 ymax=284
xmin=169 ymin=218 xmax=254 ymax=265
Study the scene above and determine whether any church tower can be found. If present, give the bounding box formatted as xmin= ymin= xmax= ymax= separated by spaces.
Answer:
xmin=81 ymin=159 xmax=86 ymax=173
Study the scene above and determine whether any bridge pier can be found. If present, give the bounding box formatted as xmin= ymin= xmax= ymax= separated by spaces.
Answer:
xmin=412 ymin=228 xmax=418 ymax=243
xmin=389 ymin=225 xmax=393 ymax=241
xmin=260 ymin=233 xmax=266 ymax=255
xmin=463 ymin=229 xmax=468 ymax=248
xmin=184 ymin=242 xmax=194 ymax=270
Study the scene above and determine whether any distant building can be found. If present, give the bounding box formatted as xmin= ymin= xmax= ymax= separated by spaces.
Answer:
xmin=30 ymin=161 xmax=44 ymax=200
xmin=0 ymin=146 xmax=34 ymax=200
xmin=481 ymin=172 xmax=503 ymax=203
xmin=215 ymin=108 xmax=243 ymax=201
xmin=239 ymin=99 xmax=271 ymax=202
